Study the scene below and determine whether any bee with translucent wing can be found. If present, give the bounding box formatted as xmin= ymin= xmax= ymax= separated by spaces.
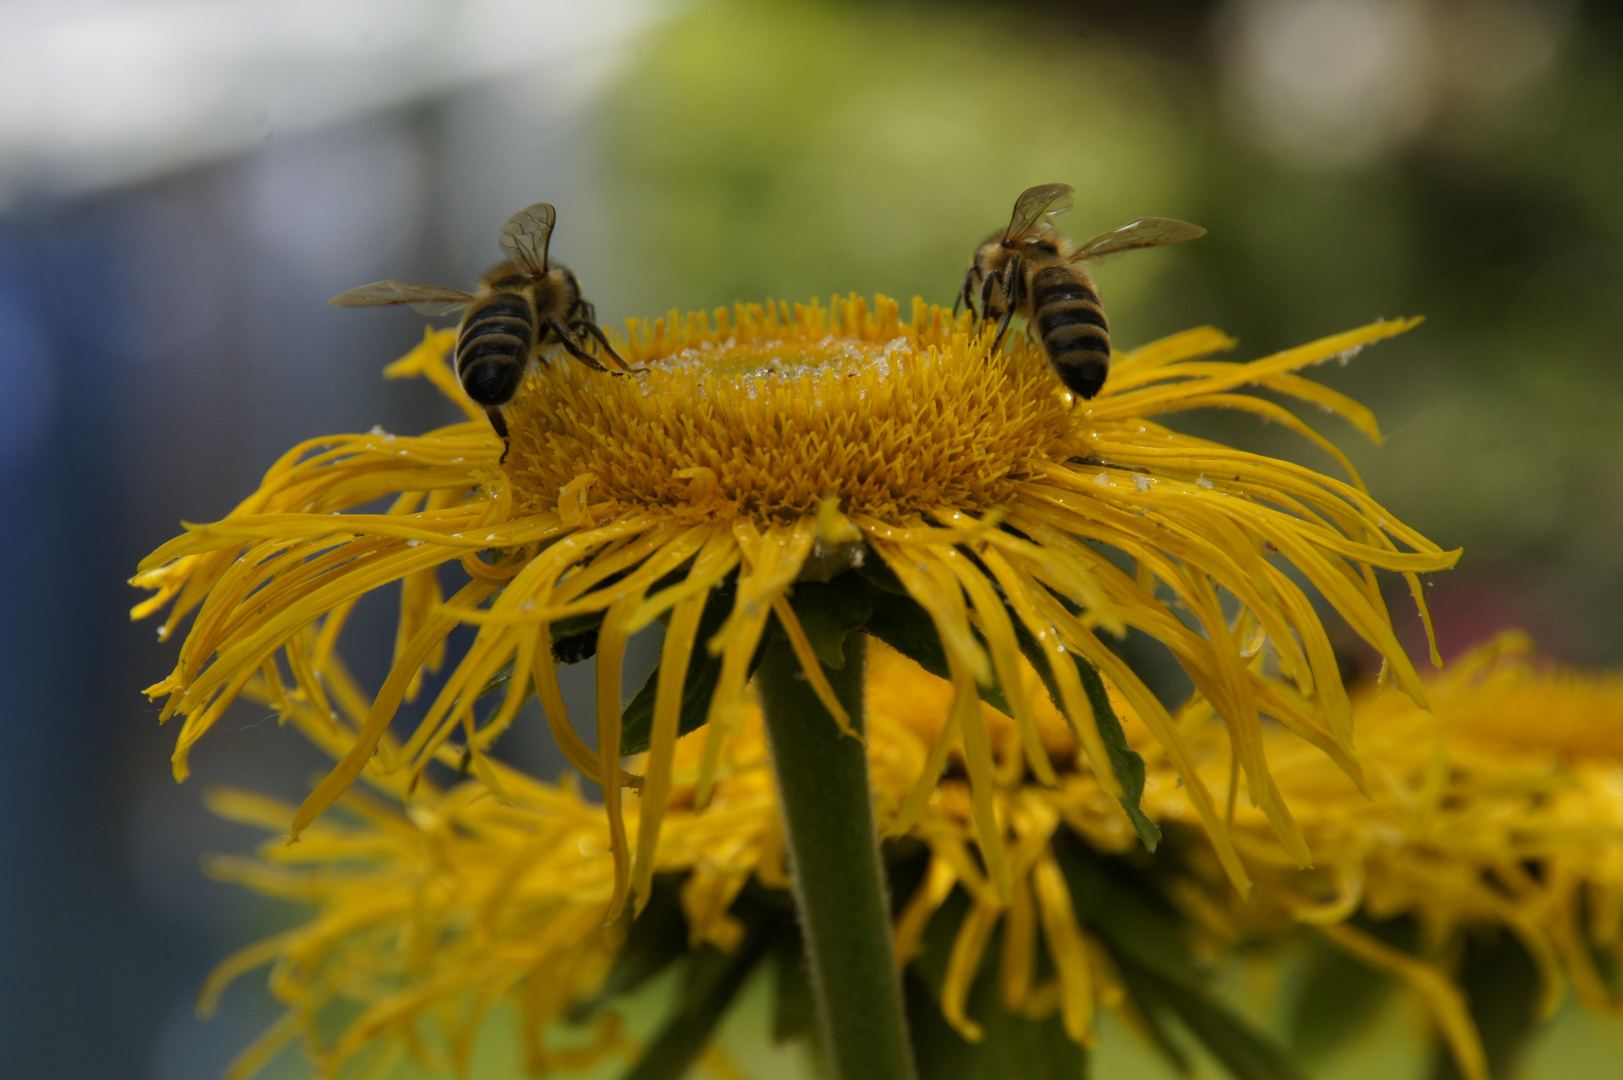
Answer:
xmin=331 ymin=202 xmax=626 ymax=452
xmin=959 ymin=183 xmax=1205 ymax=400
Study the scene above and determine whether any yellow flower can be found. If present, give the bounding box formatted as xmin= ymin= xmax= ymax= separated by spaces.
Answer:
xmin=1177 ymin=631 xmax=1623 ymax=1080
xmin=133 ymin=295 xmax=1455 ymax=919
xmin=208 ymin=631 xmax=1623 ymax=1080
xmin=190 ymin=641 xmax=1177 ymax=1077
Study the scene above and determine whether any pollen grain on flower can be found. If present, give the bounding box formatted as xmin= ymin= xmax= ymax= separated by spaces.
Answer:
xmin=132 ymin=293 xmax=1457 ymax=920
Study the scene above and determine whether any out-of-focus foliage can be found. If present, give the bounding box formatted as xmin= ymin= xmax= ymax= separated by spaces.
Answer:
xmin=597 ymin=0 xmax=1623 ymax=665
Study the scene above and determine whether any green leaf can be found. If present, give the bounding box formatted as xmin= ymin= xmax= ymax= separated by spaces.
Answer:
xmin=619 ymin=579 xmax=744 ymax=757
xmin=1051 ymin=834 xmax=1307 ymax=1080
xmin=1013 ymin=623 xmax=1160 ymax=851
xmin=861 ymin=576 xmax=1013 ymax=716
xmin=1287 ymin=930 xmax=1398 ymax=1062
xmin=1120 ymin=964 xmax=1308 ymax=1080
xmin=474 ymin=656 xmax=519 ymax=703
xmin=968 ymin=967 xmax=1089 ymax=1080
xmin=906 ymin=966 xmax=976 ymax=1080
xmin=1429 ymin=927 xmax=1541 ymax=1080
xmin=622 ymin=920 xmax=774 ymax=1080
xmin=569 ymin=876 xmax=689 ymax=1021
xmin=619 ymin=646 xmax=724 ymax=758
xmin=1050 ymin=831 xmax=1195 ymax=986
xmin=904 ymin=887 xmax=1089 ymax=1080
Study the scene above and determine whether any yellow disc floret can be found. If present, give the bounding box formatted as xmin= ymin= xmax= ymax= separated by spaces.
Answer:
xmin=505 ymin=297 xmax=1074 ymax=520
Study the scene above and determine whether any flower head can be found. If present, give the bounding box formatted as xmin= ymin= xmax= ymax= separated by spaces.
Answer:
xmin=134 ymin=296 xmax=1456 ymax=919
xmin=1183 ymin=631 xmax=1623 ymax=1078
xmin=205 ymin=632 xmax=1623 ymax=1080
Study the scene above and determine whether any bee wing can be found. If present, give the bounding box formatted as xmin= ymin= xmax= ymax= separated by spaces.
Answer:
xmin=498 ymin=201 xmax=556 ymax=276
xmin=1004 ymin=183 xmax=1075 ymax=243
xmin=330 ymin=281 xmax=474 ymax=316
xmin=1071 ymin=217 xmax=1206 ymax=262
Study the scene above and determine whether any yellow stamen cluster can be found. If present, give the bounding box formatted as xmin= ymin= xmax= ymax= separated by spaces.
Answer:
xmin=507 ymin=299 xmax=1074 ymax=520
xmin=133 ymin=296 xmax=1456 ymax=922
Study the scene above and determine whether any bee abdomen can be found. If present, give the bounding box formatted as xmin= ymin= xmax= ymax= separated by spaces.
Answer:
xmin=455 ymin=292 xmax=537 ymax=406
xmin=1031 ymin=268 xmax=1110 ymax=398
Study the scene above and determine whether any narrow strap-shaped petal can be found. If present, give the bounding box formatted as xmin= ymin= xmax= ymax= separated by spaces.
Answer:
xmin=289 ymin=580 xmax=498 ymax=839
xmin=596 ymin=591 xmax=644 ymax=922
xmin=695 ymin=521 xmax=817 ymax=808
xmin=629 ymin=591 xmax=709 ymax=913
xmin=937 ymin=546 xmax=1058 ymax=787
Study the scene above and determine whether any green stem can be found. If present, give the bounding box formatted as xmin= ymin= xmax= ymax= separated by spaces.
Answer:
xmin=756 ymin=632 xmax=917 ymax=1080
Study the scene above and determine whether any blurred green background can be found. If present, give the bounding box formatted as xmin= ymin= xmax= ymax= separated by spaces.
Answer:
xmin=589 ymin=0 xmax=1623 ymax=669
xmin=1 ymin=0 xmax=1620 ymax=1076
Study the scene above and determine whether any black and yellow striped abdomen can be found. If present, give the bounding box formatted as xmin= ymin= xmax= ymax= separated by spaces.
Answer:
xmin=455 ymin=291 xmax=536 ymax=406
xmin=1029 ymin=264 xmax=1110 ymax=399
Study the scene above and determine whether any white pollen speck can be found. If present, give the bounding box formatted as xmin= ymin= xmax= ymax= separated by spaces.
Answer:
xmin=405 ymin=539 xmax=422 ymax=547
xmin=485 ymin=534 xmax=497 ymax=541
xmin=369 ymin=424 xmax=386 ymax=435
xmin=1133 ymin=475 xmax=1152 ymax=493
xmin=1094 ymin=472 xmax=1109 ymax=487
xmin=1196 ymin=474 xmax=1213 ymax=489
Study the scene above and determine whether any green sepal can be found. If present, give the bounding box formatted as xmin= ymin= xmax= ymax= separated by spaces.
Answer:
xmin=1012 ymin=623 xmax=1160 ymax=851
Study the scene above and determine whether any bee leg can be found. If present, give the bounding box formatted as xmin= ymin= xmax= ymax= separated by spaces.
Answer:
xmin=485 ymin=407 xmax=512 ymax=463
xmin=1004 ymin=253 xmax=1024 ymax=306
xmin=954 ymin=270 xmax=975 ymax=318
xmin=545 ymin=317 xmax=616 ymax=374
xmin=988 ymin=255 xmax=1023 ymax=353
xmin=979 ymin=268 xmax=1000 ymax=322
xmin=575 ymin=319 xmax=633 ymax=374
xmin=990 ymin=306 xmax=1016 ymax=354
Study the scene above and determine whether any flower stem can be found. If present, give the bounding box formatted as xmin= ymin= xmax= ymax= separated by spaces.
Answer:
xmin=756 ymin=632 xmax=917 ymax=1080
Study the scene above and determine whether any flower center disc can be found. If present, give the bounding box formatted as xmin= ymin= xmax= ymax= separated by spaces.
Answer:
xmin=503 ymin=296 xmax=1077 ymax=521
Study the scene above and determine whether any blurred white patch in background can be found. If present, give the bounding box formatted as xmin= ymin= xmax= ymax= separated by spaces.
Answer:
xmin=1216 ymin=0 xmax=1574 ymax=168
xmin=248 ymin=121 xmax=427 ymax=277
xmin=0 ymin=0 xmax=657 ymax=208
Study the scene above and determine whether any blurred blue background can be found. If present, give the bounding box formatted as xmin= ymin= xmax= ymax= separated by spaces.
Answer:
xmin=2 ymin=0 xmax=1621 ymax=1076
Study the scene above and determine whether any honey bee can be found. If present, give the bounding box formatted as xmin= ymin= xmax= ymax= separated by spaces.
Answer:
xmin=958 ymin=183 xmax=1205 ymax=400
xmin=330 ymin=201 xmax=626 ymax=448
